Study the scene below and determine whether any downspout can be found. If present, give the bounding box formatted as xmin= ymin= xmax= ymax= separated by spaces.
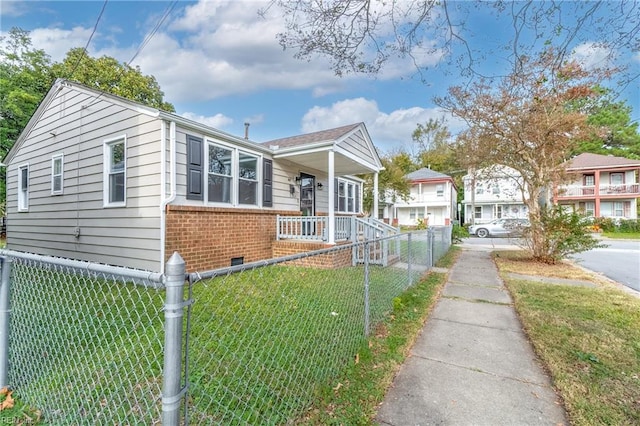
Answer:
xmin=160 ymin=120 xmax=177 ymax=273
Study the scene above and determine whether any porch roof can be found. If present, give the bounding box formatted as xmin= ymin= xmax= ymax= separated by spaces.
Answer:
xmin=263 ymin=123 xmax=383 ymax=175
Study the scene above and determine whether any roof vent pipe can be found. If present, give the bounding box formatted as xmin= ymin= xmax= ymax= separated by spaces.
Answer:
xmin=244 ymin=122 xmax=250 ymax=139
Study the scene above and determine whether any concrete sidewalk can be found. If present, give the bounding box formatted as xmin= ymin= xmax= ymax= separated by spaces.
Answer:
xmin=376 ymin=248 xmax=568 ymax=426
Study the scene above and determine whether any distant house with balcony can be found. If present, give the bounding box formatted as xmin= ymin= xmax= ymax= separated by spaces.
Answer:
xmin=392 ymin=168 xmax=457 ymax=226
xmin=461 ymin=165 xmax=529 ymax=225
xmin=555 ymin=153 xmax=640 ymax=219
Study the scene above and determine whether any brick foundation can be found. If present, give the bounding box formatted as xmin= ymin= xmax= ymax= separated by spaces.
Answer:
xmin=272 ymin=240 xmax=352 ymax=269
xmin=165 ymin=205 xmax=298 ymax=272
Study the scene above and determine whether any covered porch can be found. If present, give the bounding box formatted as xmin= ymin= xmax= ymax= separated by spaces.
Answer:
xmin=265 ymin=123 xmax=385 ymax=245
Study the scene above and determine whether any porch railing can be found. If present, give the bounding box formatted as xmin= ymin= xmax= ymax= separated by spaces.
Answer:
xmin=276 ymin=215 xmax=400 ymax=243
xmin=557 ymin=183 xmax=640 ymax=197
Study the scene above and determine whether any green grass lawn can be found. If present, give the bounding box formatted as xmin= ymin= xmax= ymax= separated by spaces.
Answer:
xmin=2 ymin=245 xmax=456 ymax=425
xmin=601 ymin=231 xmax=640 ymax=239
xmin=496 ymin=251 xmax=640 ymax=425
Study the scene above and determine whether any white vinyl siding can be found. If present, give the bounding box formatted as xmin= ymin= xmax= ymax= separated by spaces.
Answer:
xmin=6 ymin=85 xmax=163 ymax=272
xmin=18 ymin=164 xmax=29 ymax=211
xmin=51 ymin=154 xmax=64 ymax=195
xmin=104 ymin=136 xmax=127 ymax=207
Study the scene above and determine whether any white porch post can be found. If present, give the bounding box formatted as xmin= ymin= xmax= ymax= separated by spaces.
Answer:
xmin=373 ymin=172 xmax=379 ymax=219
xmin=327 ymin=150 xmax=335 ymax=244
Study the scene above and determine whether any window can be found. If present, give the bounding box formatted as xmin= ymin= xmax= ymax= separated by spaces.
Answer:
xmin=610 ymin=173 xmax=624 ymax=185
xmin=409 ymin=208 xmax=421 ymax=220
xmin=476 ymin=185 xmax=484 ymax=195
xmin=474 ymin=206 xmax=482 ymax=219
xmin=202 ymin=141 xmax=264 ymax=206
xmin=492 ymin=185 xmax=500 ymax=195
xmin=495 ymin=205 xmax=503 ymax=218
xmin=436 ymin=184 xmax=444 ymax=197
xmin=583 ymin=174 xmax=595 ymax=186
xmin=614 ymin=202 xmax=624 ymax=217
xmin=335 ymin=178 xmax=361 ymax=213
xmin=51 ymin=154 xmax=64 ymax=195
xmin=104 ymin=137 xmax=126 ymax=206
xmin=238 ymin=152 xmax=258 ymax=205
xmin=18 ymin=164 xmax=29 ymax=211
xmin=208 ymin=144 xmax=232 ymax=203
xmin=585 ymin=202 xmax=595 ymax=217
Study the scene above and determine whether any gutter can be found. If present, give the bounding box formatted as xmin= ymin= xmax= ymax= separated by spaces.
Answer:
xmin=159 ymin=120 xmax=177 ymax=274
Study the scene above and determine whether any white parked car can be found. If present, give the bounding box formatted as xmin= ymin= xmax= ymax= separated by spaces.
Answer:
xmin=468 ymin=218 xmax=530 ymax=238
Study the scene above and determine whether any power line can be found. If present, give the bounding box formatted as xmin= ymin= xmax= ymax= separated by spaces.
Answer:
xmin=86 ymin=0 xmax=178 ymax=108
xmin=126 ymin=0 xmax=178 ymax=66
xmin=66 ymin=0 xmax=108 ymax=79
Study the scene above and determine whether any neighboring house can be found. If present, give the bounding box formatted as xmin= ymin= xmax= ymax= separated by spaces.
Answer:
xmin=555 ymin=153 xmax=640 ymax=219
xmin=4 ymin=79 xmax=385 ymax=273
xmin=461 ymin=165 xmax=529 ymax=225
xmin=392 ymin=168 xmax=457 ymax=226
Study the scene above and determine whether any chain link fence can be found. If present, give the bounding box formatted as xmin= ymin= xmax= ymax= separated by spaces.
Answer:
xmin=0 ymin=227 xmax=452 ymax=425
xmin=0 ymin=252 xmax=166 ymax=425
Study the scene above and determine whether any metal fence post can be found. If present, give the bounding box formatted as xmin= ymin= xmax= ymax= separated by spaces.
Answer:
xmin=407 ymin=233 xmax=413 ymax=286
xmin=364 ymin=241 xmax=370 ymax=337
xmin=0 ymin=257 xmax=12 ymax=388
xmin=429 ymin=229 xmax=435 ymax=268
xmin=162 ymin=252 xmax=187 ymax=426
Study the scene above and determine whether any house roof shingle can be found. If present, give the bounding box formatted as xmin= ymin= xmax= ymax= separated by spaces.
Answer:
xmin=406 ymin=168 xmax=452 ymax=181
xmin=262 ymin=123 xmax=362 ymax=148
xmin=566 ymin=153 xmax=640 ymax=170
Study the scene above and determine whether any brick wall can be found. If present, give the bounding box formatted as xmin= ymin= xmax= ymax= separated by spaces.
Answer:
xmin=272 ymin=240 xmax=352 ymax=269
xmin=165 ymin=205 xmax=298 ymax=272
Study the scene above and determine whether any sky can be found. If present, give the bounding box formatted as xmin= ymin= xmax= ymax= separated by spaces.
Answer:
xmin=1 ymin=0 xmax=638 ymax=155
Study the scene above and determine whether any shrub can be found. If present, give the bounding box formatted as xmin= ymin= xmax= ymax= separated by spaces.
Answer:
xmin=529 ymin=206 xmax=605 ymax=264
xmin=451 ymin=224 xmax=468 ymax=243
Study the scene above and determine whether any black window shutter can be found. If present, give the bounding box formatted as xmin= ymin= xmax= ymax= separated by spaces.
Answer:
xmin=263 ymin=158 xmax=273 ymax=207
xmin=186 ymin=135 xmax=203 ymax=200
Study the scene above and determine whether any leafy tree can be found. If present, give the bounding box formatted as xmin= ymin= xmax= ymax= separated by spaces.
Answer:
xmin=412 ymin=117 xmax=455 ymax=170
xmin=437 ymin=48 xmax=605 ymax=263
xmin=362 ymin=151 xmax=412 ymax=214
xmin=571 ymin=90 xmax=640 ymax=159
xmin=0 ymin=28 xmax=54 ymax=159
xmin=51 ymin=48 xmax=175 ymax=112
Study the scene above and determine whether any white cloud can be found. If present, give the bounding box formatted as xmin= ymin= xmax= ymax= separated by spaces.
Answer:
xmin=0 ymin=1 xmax=27 ymax=17
xmin=181 ymin=112 xmax=233 ymax=129
xmin=28 ymin=27 xmax=93 ymax=61
xmin=301 ymin=98 xmax=465 ymax=153
xmin=571 ymin=42 xmax=615 ymax=70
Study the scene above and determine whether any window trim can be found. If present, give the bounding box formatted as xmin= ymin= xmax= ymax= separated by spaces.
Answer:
xmin=18 ymin=163 xmax=29 ymax=212
xmin=51 ymin=154 xmax=64 ymax=195
xmin=103 ymin=135 xmax=127 ymax=208
xmin=436 ymin=184 xmax=445 ymax=197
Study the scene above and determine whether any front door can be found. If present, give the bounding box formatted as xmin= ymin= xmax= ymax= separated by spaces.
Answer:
xmin=300 ymin=173 xmax=315 ymax=235
xmin=300 ymin=173 xmax=315 ymax=216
